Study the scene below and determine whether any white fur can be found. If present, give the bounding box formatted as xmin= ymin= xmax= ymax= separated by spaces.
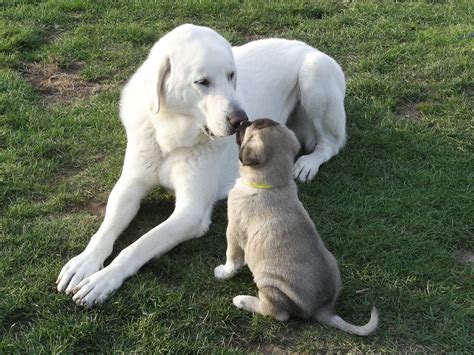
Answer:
xmin=56 ymin=24 xmax=346 ymax=307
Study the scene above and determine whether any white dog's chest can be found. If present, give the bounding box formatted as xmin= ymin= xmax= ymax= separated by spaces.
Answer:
xmin=152 ymin=115 xmax=202 ymax=155
xmin=129 ymin=118 xmax=234 ymax=195
xmin=157 ymin=136 xmax=231 ymax=194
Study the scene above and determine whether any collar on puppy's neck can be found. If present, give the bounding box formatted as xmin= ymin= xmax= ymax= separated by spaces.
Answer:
xmin=242 ymin=180 xmax=273 ymax=189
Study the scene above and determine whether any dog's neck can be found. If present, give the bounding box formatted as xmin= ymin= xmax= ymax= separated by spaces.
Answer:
xmin=241 ymin=180 xmax=273 ymax=189
xmin=239 ymin=163 xmax=293 ymax=189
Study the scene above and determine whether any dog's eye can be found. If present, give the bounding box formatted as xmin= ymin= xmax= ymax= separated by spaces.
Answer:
xmin=194 ymin=78 xmax=210 ymax=87
xmin=228 ymin=72 xmax=235 ymax=81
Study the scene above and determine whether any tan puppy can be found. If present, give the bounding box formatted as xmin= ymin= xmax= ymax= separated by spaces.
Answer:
xmin=214 ymin=118 xmax=379 ymax=336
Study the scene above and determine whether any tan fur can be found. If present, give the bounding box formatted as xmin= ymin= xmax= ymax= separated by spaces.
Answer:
xmin=215 ymin=118 xmax=379 ymax=336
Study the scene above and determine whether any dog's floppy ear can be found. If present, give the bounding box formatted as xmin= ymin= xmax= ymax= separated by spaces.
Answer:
xmin=239 ymin=143 xmax=259 ymax=166
xmin=289 ymin=132 xmax=302 ymax=157
xmin=145 ymin=53 xmax=171 ymax=114
xmin=239 ymin=136 xmax=266 ymax=166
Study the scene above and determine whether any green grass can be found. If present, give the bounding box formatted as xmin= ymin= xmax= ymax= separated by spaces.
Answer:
xmin=1 ymin=0 xmax=473 ymax=352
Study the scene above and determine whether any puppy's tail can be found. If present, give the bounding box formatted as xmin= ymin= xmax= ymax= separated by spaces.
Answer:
xmin=316 ymin=306 xmax=379 ymax=336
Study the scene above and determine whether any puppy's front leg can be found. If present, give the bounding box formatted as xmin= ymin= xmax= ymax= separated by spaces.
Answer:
xmin=214 ymin=224 xmax=244 ymax=280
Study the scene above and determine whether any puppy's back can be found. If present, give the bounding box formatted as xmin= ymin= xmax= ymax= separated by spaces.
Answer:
xmin=230 ymin=182 xmax=340 ymax=318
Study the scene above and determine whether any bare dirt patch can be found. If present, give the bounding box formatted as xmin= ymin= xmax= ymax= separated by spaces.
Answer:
xmin=84 ymin=199 xmax=106 ymax=217
xmin=244 ymin=343 xmax=295 ymax=355
xmin=258 ymin=344 xmax=292 ymax=354
xmin=19 ymin=62 xmax=106 ymax=105
xmin=68 ymin=198 xmax=106 ymax=217
xmin=57 ymin=154 xmax=105 ymax=181
xmin=457 ymin=251 xmax=474 ymax=266
xmin=244 ymin=34 xmax=266 ymax=41
xmin=399 ymin=103 xmax=422 ymax=121
xmin=57 ymin=166 xmax=83 ymax=181
xmin=462 ymin=83 xmax=473 ymax=98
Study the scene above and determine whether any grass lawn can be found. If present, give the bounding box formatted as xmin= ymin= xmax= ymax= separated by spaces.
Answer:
xmin=1 ymin=0 xmax=472 ymax=352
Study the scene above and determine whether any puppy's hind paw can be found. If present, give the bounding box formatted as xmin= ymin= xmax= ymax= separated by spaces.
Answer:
xmin=233 ymin=295 xmax=248 ymax=308
xmin=232 ymin=295 xmax=260 ymax=314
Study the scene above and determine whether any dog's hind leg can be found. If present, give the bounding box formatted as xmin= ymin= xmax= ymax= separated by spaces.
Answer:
xmin=233 ymin=295 xmax=290 ymax=321
xmin=292 ymin=51 xmax=346 ymax=182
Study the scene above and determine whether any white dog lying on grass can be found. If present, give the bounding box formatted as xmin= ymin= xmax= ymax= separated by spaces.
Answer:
xmin=56 ymin=24 xmax=347 ymax=307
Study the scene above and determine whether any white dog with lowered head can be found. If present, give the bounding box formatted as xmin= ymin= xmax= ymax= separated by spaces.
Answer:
xmin=56 ymin=24 xmax=346 ymax=307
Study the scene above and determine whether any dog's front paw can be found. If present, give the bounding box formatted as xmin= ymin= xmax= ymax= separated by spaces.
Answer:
xmin=214 ymin=264 xmax=233 ymax=279
xmin=293 ymin=155 xmax=320 ymax=182
xmin=56 ymin=251 xmax=104 ymax=294
xmin=71 ymin=266 xmax=123 ymax=307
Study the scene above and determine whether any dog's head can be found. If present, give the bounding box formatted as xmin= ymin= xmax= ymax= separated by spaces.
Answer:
xmin=144 ymin=24 xmax=248 ymax=138
xmin=237 ymin=118 xmax=301 ymax=170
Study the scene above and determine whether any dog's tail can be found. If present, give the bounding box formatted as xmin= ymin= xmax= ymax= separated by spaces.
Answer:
xmin=316 ymin=306 xmax=379 ymax=336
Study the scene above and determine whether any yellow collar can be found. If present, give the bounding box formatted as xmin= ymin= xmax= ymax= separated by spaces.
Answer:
xmin=242 ymin=180 xmax=273 ymax=189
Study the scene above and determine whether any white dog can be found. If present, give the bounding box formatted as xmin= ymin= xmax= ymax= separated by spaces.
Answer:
xmin=56 ymin=24 xmax=346 ymax=307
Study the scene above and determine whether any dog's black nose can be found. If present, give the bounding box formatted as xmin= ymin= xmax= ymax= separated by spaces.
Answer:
xmin=227 ymin=109 xmax=249 ymax=129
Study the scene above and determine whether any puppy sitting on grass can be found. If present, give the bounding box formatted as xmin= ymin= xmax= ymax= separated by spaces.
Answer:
xmin=214 ymin=118 xmax=379 ymax=336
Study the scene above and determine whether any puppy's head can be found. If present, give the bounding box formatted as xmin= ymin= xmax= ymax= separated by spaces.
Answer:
xmin=237 ymin=118 xmax=301 ymax=169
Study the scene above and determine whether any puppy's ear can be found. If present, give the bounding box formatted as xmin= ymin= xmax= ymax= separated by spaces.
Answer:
xmin=239 ymin=142 xmax=260 ymax=166
xmin=290 ymin=133 xmax=302 ymax=157
xmin=145 ymin=52 xmax=171 ymax=114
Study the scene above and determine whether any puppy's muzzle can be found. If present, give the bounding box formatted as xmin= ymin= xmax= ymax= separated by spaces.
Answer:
xmin=236 ymin=120 xmax=252 ymax=146
xmin=227 ymin=109 xmax=249 ymax=131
